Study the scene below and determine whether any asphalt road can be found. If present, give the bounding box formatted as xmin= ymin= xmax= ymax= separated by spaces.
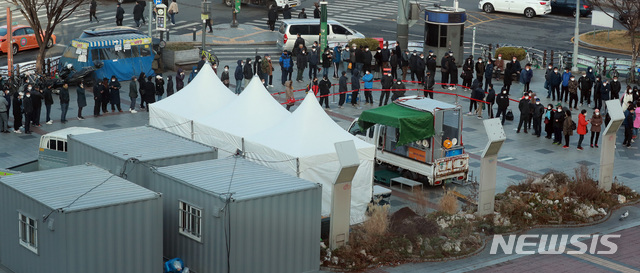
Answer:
xmin=0 ymin=0 xmax=632 ymax=68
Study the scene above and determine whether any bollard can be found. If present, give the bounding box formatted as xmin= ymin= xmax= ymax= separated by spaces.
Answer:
xmin=166 ymin=30 xmax=170 ymax=41
xmin=543 ymin=50 xmax=547 ymax=67
xmin=550 ymin=50 xmax=554 ymax=67
xmin=193 ymin=28 xmax=197 ymax=41
xmin=603 ymin=57 xmax=608 ymax=77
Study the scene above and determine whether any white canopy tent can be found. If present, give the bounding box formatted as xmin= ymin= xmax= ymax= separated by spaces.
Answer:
xmin=193 ymin=76 xmax=291 ymax=157
xmin=244 ymin=92 xmax=375 ymax=224
xmin=149 ymin=64 xmax=236 ymax=138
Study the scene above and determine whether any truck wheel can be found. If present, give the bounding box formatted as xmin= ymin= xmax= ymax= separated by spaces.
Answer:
xmin=224 ymin=0 xmax=232 ymax=7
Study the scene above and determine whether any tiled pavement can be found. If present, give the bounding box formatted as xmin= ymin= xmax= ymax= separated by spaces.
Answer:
xmin=1 ymin=66 xmax=639 ymax=272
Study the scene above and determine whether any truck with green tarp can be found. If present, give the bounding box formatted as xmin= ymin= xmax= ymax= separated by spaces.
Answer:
xmin=347 ymin=96 xmax=468 ymax=186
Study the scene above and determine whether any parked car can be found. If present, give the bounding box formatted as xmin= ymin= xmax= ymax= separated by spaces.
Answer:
xmin=0 ymin=25 xmax=56 ymax=55
xmin=479 ymin=0 xmax=552 ymax=18
xmin=277 ymin=19 xmax=365 ymax=51
xmin=550 ymin=0 xmax=592 ymax=17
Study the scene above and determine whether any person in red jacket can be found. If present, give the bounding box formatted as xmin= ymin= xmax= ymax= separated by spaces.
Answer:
xmin=576 ymin=109 xmax=590 ymax=150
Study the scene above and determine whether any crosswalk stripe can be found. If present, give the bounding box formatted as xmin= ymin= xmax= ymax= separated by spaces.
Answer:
xmin=170 ymin=22 xmax=202 ymax=30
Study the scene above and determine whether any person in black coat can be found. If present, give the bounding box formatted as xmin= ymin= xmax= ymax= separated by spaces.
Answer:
xmin=553 ymin=105 xmax=565 ymax=144
xmin=409 ymin=50 xmax=418 ymax=81
xmin=76 ymin=82 xmax=87 ymax=120
xmin=548 ymin=67 xmax=562 ymax=101
xmin=610 ymin=76 xmax=621 ymax=99
xmin=532 ymin=98 xmax=545 ymax=137
xmin=92 ymin=81 xmax=103 ymax=117
xmin=379 ymin=72 xmax=393 ymax=106
xmin=108 ymin=76 xmax=122 ymax=112
xmin=43 ymin=84 xmax=54 ymax=122
xmin=593 ymin=76 xmax=603 ymax=110
xmin=155 ymin=75 xmax=165 ymax=101
xmin=267 ymin=5 xmax=278 ymax=31
xmin=144 ymin=76 xmax=156 ymax=111
xmin=282 ymin=5 xmax=292 ymax=19
xmin=166 ymin=75 xmax=174 ymax=96
xmin=318 ymin=75 xmax=331 ymax=108
xmin=504 ymin=57 xmax=521 ymax=94
xmin=469 ymin=80 xmax=483 ymax=116
xmin=440 ymin=53 xmax=450 ymax=89
xmin=116 ymin=3 xmax=125 ymax=26
xmin=133 ymin=2 xmax=143 ymax=27
xmin=390 ymin=51 xmax=398 ymax=80
xmin=12 ymin=92 xmax=22 ymax=132
xmin=495 ymin=88 xmax=509 ymax=125
xmin=448 ymin=57 xmax=458 ymax=90
xmin=243 ymin=58 xmax=253 ymax=86
xmin=338 ymin=71 xmax=348 ymax=108
xmin=31 ymin=86 xmax=42 ymax=126
xmin=362 ymin=46 xmax=372 ymax=73
xmin=100 ymin=78 xmax=110 ymax=113
xmin=175 ymin=69 xmax=185 ymax=91
xmin=22 ymin=91 xmax=33 ymax=134
xmin=235 ymin=59 xmax=244 ymax=94
xmin=351 ymin=69 xmax=361 ymax=108
xmin=485 ymin=84 xmax=496 ymax=118
xmin=313 ymin=3 xmax=320 ymax=18
xmin=298 ymin=8 xmax=307 ymax=18
xmin=416 ymin=54 xmax=426 ymax=85
xmin=517 ymin=95 xmax=531 ymax=133
xmin=391 ymin=79 xmax=406 ymax=102
xmin=424 ymin=71 xmax=435 ymax=99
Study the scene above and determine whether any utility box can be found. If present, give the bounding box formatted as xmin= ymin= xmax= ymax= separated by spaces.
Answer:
xmin=424 ymin=7 xmax=466 ymax=66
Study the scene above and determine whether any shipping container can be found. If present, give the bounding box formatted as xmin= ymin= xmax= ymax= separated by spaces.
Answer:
xmin=0 ymin=164 xmax=162 ymax=273
xmin=149 ymin=157 xmax=321 ymax=273
xmin=67 ymin=125 xmax=217 ymax=188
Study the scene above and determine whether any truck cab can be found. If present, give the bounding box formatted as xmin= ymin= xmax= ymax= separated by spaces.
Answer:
xmin=348 ymin=96 xmax=468 ymax=186
xmin=38 ymin=127 xmax=103 ymax=170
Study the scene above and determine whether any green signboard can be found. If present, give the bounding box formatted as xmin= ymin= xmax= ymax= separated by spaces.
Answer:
xmin=235 ymin=0 xmax=241 ymax=12
xmin=320 ymin=2 xmax=328 ymax=59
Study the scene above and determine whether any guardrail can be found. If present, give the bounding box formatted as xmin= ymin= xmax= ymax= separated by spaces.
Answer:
xmin=0 ymin=56 xmax=61 ymax=77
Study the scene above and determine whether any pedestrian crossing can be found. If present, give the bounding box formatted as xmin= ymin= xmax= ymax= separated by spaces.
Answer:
xmin=0 ymin=3 xmax=201 ymax=36
xmin=212 ymin=45 xmax=282 ymax=68
xmin=241 ymin=0 xmax=439 ymax=28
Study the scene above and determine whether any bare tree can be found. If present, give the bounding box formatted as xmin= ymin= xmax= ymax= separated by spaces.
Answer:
xmin=591 ymin=0 xmax=640 ymax=81
xmin=5 ymin=0 xmax=88 ymax=74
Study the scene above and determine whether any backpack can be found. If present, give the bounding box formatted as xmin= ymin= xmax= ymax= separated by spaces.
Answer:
xmin=571 ymin=120 xmax=577 ymax=131
xmin=505 ymin=109 xmax=514 ymax=121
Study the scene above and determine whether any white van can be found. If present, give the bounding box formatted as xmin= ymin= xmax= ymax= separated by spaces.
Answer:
xmin=38 ymin=127 xmax=103 ymax=170
xmin=277 ymin=19 xmax=365 ymax=52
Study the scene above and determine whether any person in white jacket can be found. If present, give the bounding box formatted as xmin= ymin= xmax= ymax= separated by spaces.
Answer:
xmin=167 ymin=0 xmax=179 ymax=25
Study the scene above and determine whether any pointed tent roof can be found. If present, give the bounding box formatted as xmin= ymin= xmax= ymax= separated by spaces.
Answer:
xmin=196 ymin=76 xmax=290 ymax=138
xmin=149 ymin=64 xmax=236 ymax=132
xmin=245 ymin=92 xmax=372 ymax=156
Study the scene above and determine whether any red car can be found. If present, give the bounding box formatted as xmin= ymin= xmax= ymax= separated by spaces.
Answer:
xmin=0 ymin=24 xmax=56 ymax=55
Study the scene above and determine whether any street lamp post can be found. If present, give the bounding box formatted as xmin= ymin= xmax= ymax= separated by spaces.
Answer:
xmin=202 ymin=1 xmax=210 ymax=53
xmin=572 ymin=0 xmax=580 ymax=73
xmin=6 ymin=7 xmax=13 ymax=77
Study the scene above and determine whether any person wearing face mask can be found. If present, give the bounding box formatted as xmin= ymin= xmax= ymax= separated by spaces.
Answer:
xmin=495 ymin=87 xmax=510 ymax=125
xmin=576 ymin=109 xmax=590 ymax=150
xmin=390 ymin=51 xmax=399 ymax=80
xmin=308 ymin=47 xmax=319 ymax=81
xmin=362 ymin=46 xmax=373 ymax=73
xmin=416 ymin=53 xmax=426 ymax=85
xmin=590 ymin=108 xmax=603 ymax=147
xmin=475 ymin=57 xmax=485 ymax=83
xmin=296 ymin=49 xmax=308 ymax=82
xmin=517 ymin=95 xmax=531 ymax=133
xmin=592 ymin=75 xmax=602 ymax=110
xmin=610 ymin=76 xmax=621 ymax=99
xmin=552 ymin=104 xmax=565 ymax=145
xmin=622 ymin=103 xmax=635 ymax=147
xmin=544 ymin=104 xmax=555 ymax=139
xmin=391 ymin=79 xmax=406 ymax=102
xmin=544 ymin=65 xmax=554 ymax=98
xmin=381 ymin=44 xmax=391 ymax=69
xmin=504 ymin=57 xmax=521 ymax=94
xmin=322 ymin=48 xmax=333 ymax=79
xmin=622 ymin=86 xmax=634 ymax=109
xmin=493 ymin=54 xmax=504 ymax=80
xmin=342 ymin=46 xmax=351 ymax=76
xmin=578 ymin=72 xmax=592 ymax=107
xmin=562 ymin=109 xmax=574 ymax=149
xmin=355 ymin=46 xmax=365 ymax=73
xmin=380 ymin=72 xmax=393 ymax=106
xmin=426 ymin=52 xmax=437 ymax=76
xmin=319 ymin=75 xmax=332 ymax=109
xmin=31 ymin=85 xmax=43 ymax=127
xmin=109 ymin=76 xmax=122 ymax=112
xmin=235 ymin=59 xmax=244 ymax=94
xmin=424 ymin=71 xmax=435 ymax=99
xmin=262 ymin=54 xmax=274 ymax=87
xmin=175 ymin=69 xmax=184 ymax=92
xmin=548 ymin=67 xmax=562 ymax=101
xmin=253 ymin=55 xmax=262 ymax=79
xmin=129 ymin=76 xmax=138 ymax=113
xmin=532 ymin=98 xmax=545 ymax=137
xmin=519 ymin=64 xmax=533 ymax=92
xmin=362 ymin=70 xmax=374 ymax=105
xmin=350 ymin=45 xmax=358 ymax=75
xmin=92 ymin=81 xmax=103 ymax=117
xmin=144 ymin=76 xmax=156 ymax=111
xmin=221 ymin=65 xmax=230 ymax=88
xmin=166 ymin=75 xmax=174 ymax=97
xmin=568 ymin=76 xmax=579 ymax=110
xmin=462 ymin=57 xmax=474 ymax=89
xmin=155 ymin=75 xmax=165 ymax=102
xmin=409 ymin=50 xmax=419 ymax=82
xmin=374 ymin=47 xmax=383 ymax=80
xmin=188 ymin=66 xmax=197 ymax=83
xmin=22 ymin=91 xmax=33 ymax=134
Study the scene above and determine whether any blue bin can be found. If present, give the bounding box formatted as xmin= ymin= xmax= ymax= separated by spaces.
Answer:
xmin=346 ymin=94 xmax=359 ymax=103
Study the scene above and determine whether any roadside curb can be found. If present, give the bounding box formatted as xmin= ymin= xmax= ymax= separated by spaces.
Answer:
xmin=572 ymin=35 xmax=632 ymax=56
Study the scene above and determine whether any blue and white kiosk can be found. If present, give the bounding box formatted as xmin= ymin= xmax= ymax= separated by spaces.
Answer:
xmin=424 ymin=6 xmax=466 ymax=66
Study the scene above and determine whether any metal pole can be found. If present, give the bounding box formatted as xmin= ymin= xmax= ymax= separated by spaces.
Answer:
xmin=148 ymin=1 xmax=152 ymax=37
xmin=231 ymin=0 xmax=239 ymax=28
xmin=320 ymin=2 xmax=328 ymax=56
xmin=396 ymin=0 xmax=409 ymax=52
xmin=471 ymin=27 xmax=476 ymax=58
xmin=7 ymin=7 xmax=13 ymax=77
xmin=572 ymin=0 xmax=579 ymax=73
